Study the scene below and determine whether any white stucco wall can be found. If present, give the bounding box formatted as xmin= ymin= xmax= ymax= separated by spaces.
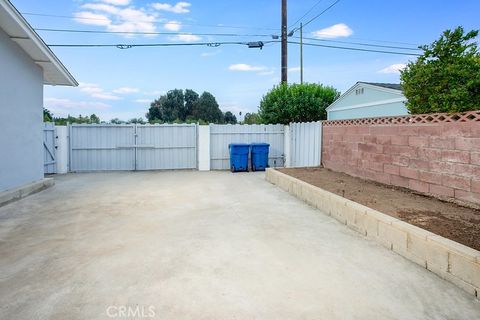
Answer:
xmin=0 ymin=28 xmax=44 ymax=192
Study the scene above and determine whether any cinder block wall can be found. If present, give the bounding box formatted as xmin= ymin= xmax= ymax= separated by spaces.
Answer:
xmin=322 ymin=113 xmax=480 ymax=205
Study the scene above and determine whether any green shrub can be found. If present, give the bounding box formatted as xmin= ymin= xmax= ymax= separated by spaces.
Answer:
xmin=401 ymin=27 xmax=480 ymax=114
xmin=258 ymin=83 xmax=340 ymax=124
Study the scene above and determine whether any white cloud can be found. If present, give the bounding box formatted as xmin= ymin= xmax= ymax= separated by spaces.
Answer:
xmin=82 ymin=3 xmax=120 ymax=14
xmin=152 ymin=2 xmax=191 ymax=14
xmin=134 ymin=99 xmax=152 ymax=103
xmin=378 ymin=63 xmax=407 ymax=74
xmin=229 ymin=64 xmax=267 ymax=72
xmin=164 ymin=20 xmax=181 ymax=31
xmin=312 ymin=23 xmax=353 ymax=39
xmin=75 ymin=3 xmax=159 ymax=35
xmin=79 ymin=82 xmax=122 ymax=100
xmin=74 ymin=11 xmax=111 ymax=26
xmin=288 ymin=67 xmax=301 ymax=72
xmin=79 ymin=82 xmax=103 ymax=94
xmin=168 ymin=34 xmax=201 ymax=42
xmin=92 ymin=93 xmax=122 ymax=100
xmin=113 ymin=87 xmax=140 ymax=94
xmin=99 ymin=0 xmax=131 ymax=5
xmin=45 ymin=98 xmax=111 ymax=111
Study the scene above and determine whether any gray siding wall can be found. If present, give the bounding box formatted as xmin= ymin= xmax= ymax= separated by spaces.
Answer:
xmin=0 ymin=28 xmax=44 ymax=192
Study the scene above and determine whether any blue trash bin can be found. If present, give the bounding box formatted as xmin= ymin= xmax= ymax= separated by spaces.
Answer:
xmin=250 ymin=143 xmax=270 ymax=171
xmin=229 ymin=143 xmax=250 ymax=172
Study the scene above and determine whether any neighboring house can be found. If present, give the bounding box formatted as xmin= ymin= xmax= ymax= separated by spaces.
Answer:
xmin=326 ymin=82 xmax=408 ymax=120
xmin=0 ymin=0 xmax=77 ymax=193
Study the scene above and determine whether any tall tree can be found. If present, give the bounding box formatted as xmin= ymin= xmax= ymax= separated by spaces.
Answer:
xmin=401 ymin=27 xmax=480 ymax=114
xmin=243 ymin=112 xmax=261 ymax=124
xmin=89 ymin=114 xmax=100 ymax=124
xmin=127 ymin=118 xmax=146 ymax=124
xmin=192 ymin=92 xmax=224 ymax=123
xmin=43 ymin=108 xmax=53 ymax=122
xmin=223 ymin=111 xmax=237 ymax=124
xmin=184 ymin=89 xmax=199 ymax=118
xmin=110 ymin=118 xmax=125 ymax=124
xmin=163 ymin=89 xmax=185 ymax=121
xmin=146 ymin=89 xmax=226 ymax=123
xmin=146 ymin=95 xmax=167 ymax=123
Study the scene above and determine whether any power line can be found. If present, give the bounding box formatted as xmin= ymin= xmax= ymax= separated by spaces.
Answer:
xmin=295 ymin=36 xmax=421 ymax=51
xmin=342 ymin=37 xmax=420 ymax=47
xmin=296 ymin=0 xmax=341 ymax=31
xmin=36 ymin=27 xmax=422 ymax=50
xmin=45 ymin=39 xmax=420 ymax=56
xmin=288 ymin=40 xmax=421 ymax=56
xmin=47 ymin=40 xmax=280 ymax=49
xmin=35 ymin=28 xmax=272 ymax=38
xmin=289 ymin=0 xmax=325 ymax=30
xmin=22 ymin=12 xmax=280 ymax=31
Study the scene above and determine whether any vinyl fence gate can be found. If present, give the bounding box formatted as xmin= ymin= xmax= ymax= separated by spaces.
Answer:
xmin=289 ymin=121 xmax=322 ymax=167
xmin=210 ymin=124 xmax=285 ymax=170
xmin=69 ymin=124 xmax=197 ymax=171
xmin=43 ymin=122 xmax=56 ymax=174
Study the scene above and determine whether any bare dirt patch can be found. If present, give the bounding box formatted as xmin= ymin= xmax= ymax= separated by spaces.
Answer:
xmin=279 ymin=167 xmax=480 ymax=251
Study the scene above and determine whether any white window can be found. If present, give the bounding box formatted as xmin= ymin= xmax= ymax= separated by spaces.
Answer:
xmin=355 ymin=88 xmax=364 ymax=95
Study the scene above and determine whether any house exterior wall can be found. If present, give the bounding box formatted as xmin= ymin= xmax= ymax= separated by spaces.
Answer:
xmin=328 ymin=101 xmax=408 ymax=120
xmin=0 ymin=28 xmax=44 ymax=192
xmin=327 ymin=84 xmax=408 ymax=120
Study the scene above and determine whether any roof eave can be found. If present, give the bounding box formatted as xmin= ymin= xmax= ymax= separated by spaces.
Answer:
xmin=0 ymin=0 xmax=78 ymax=87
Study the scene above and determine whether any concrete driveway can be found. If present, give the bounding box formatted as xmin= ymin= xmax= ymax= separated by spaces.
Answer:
xmin=0 ymin=171 xmax=479 ymax=319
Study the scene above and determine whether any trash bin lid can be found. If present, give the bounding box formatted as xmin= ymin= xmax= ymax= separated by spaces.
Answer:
xmin=229 ymin=143 xmax=250 ymax=147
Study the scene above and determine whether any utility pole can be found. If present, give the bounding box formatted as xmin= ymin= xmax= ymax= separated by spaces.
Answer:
xmin=281 ymin=0 xmax=288 ymax=83
xmin=300 ymin=22 xmax=303 ymax=84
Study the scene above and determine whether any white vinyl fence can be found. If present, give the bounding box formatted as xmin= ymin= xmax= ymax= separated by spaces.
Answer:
xmin=210 ymin=124 xmax=285 ymax=170
xmin=69 ymin=124 xmax=197 ymax=171
xmin=43 ymin=122 xmax=56 ymax=174
xmin=289 ymin=121 xmax=322 ymax=167
xmin=50 ymin=121 xmax=323 ymax=173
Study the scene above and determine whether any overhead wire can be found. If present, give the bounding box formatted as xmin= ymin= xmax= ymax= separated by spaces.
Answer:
xmin=47 ymin=40 xmax=280 ymax=49
xmin=35 ymin=27 xmax=421 ymax=51
xmin=21 ymin=12 xmax=280 ymax=31
xmin=34 ymin=28 xmax=272 ymax=38
xmin=294 ymin=36 xmax=420 ymax=51
xmin=45 ymin=39 xmax=420 ymax=56
xmin=27 ymin=11 xmax=421 ymax=50
xmin=288 ymin=40 xmax=421 ymax=56
xmin=289 ymin=0 xmax=325 ymax=30
xmin=293 ymin=0 xmax=341 ymax=32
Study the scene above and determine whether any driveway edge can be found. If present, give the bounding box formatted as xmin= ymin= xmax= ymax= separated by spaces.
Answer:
xmin=266 ymin=168 xmax=480 ymax=299
xmin=0 ymin=178 xmax=54 ymax=207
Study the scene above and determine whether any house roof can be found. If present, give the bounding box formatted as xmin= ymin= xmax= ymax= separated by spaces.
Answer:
xmin=358 ymin=82 xmax=402 ymax=91
xmin=326 ymin=81 xmax=405 ymax=111
xmin=0 ymin=0 xmax=77 ymax=86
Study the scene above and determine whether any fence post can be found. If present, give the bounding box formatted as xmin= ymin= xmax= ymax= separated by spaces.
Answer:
xmin=68 ymin=123 xmax=72 ymax=172
xmin=55 ymin=125 xmax=69 ymax=174
xmin=318 ymin=121 xmax=323 ymax=167
xmin=284 ymin=124 xmax=291 ymax=167
xmin=197 ymin=125 xmax=211 ymax=171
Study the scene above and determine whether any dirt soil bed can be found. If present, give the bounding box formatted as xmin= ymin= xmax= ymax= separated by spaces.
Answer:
xmin=279 ymin=167 xmax=480 ymax=251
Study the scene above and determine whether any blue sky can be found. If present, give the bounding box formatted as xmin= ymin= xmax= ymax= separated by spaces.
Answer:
xmin=13 ymin=0 xmax=480 ymax=121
